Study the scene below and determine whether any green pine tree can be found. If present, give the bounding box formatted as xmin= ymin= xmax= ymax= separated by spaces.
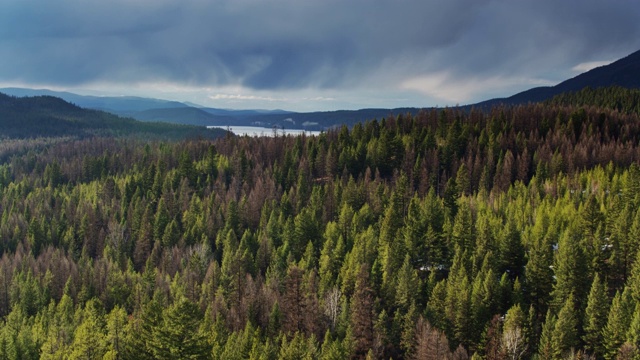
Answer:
xmin=628 ymin=250 xmax=640 ymax=303
xmin=582 ymin=273 xmax=609 ymax=357
xmin=68 ymin=299 xmax=108 ymax=360
xmin=550 ymin=226 xmax=589 ymax=310
xmin=602 ymin=288 xmax=635 ymax=360
xmin=551 ymin=294 xmax=578 ymax=359
xmin=524 ymin=231 xmax=553 ymax=316
xmin=537 ymin=311 xmax=556 ymax=360
xmin=153 ymin=297 xmax=210 ymax=359
xmin=104 ymin=305 xmax=129 ymax=360
xmin=451 ymin=199 xmax=474 ymax=252
xmin=626 ymin=303 xmax=640 ymax=350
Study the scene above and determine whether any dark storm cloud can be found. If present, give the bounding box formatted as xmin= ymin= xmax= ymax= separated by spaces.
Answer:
xmin=1 ymin=0 xmax=639 ymax=93
xmin=444 ymin=1 xmax=640 ymax=77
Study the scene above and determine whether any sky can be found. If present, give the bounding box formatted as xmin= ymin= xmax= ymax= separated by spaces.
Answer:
xmin=1 ymin=0 xmax=640 ymax=112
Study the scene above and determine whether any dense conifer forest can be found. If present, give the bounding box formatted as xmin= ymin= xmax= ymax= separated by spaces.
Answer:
xmin=2 ymin=87 xmax=640 ymax=359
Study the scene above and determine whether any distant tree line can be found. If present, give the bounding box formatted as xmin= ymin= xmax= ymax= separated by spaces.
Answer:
xmin=0 ymin=92 xmax=225 ymax=139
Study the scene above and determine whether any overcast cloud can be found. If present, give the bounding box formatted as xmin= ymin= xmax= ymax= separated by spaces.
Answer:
xmin=1 ymin=0 xmax=639 ymax=111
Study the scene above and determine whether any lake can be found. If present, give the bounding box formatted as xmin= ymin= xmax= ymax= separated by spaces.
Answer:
xmin=208 ymin=125 xmax=322 ymax=137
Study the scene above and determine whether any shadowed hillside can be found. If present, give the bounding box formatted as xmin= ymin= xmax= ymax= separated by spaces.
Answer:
xmin=476 ymin=49 xmax=640 ymax=108
xmin=0 ymin=93 xmax=227 ymax=139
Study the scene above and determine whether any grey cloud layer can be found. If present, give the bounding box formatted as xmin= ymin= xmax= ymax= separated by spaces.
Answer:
xmin=1 ymin=0 xmax=639 ymax=92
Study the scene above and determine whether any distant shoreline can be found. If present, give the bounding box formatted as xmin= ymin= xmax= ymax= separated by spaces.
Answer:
xmin=207 ymin=125 xmax=322 ymax=137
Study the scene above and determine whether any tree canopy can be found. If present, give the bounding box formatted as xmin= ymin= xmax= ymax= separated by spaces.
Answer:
xmin=0 ymin=87 xmax=639 ymax=358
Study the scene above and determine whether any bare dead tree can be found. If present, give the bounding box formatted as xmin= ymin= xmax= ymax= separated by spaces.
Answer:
xmin=501 ymin=326 xmax=527 ymax=360
xmin=414 ymin=316 xmax=451 ymax=360
xmin=323 ymin=286 xmax=341 ymax=331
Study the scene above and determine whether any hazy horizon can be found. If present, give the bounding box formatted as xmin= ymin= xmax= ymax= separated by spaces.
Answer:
xmin=1 ymin=1 xmax=639 ymax=112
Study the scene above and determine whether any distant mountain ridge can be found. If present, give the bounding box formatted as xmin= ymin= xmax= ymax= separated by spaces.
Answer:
xmin=0 ymin=88 xmax=190 ymax=113
xmin=3 ymin=48 xmax=640 ymax=130
xmin=0 ymin=87 xmax=422 ymax=130
xmin=0 ymin=88 xmax=303 ymax=128
xmin=475 ymin=49 xmax=640 ymax=108
xmin=0 ymin=92 xmax=226 ymax=139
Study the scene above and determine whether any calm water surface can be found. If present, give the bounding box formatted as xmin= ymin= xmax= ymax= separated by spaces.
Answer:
xmin=208 ymin=125 xmax=322 ymax=137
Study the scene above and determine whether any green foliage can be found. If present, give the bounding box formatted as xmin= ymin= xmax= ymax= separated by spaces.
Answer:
xmin=548 ymin=86 xmax=640 ymax=116
xmin=550 ymin=224 xmax=590 ymax=309
xmin=602 ymin=288 xmax=635 ymax=360
xmin=153 ymin=298 xmax=210 ymax=359
xmin=582 ymin=273 xmax=609 ymax=357
xmin=69 ymin=298 xmax=108 ymax=359
xmin=538 ymin=311 xmax=556 ymax=360
xmin=0 ymin=96 xmax=640 ymax=357
xmin=551 ymin=294 xmax=578 ymax=359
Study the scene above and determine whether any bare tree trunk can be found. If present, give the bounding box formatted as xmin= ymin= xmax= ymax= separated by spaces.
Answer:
xmin=501 ymin=326 xmax=527 ymax=360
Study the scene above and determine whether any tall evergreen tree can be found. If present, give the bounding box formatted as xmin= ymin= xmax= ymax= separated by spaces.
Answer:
xmin=378 ymin=189 xmax=406 ymax=303
xmin=69 ymin=299 xmax=108 ymax=360
xmin=153 ymin=297 xmax=210 ymax=359
xmin=626 ymin=303 xmax=640 ymax=352
xmin=451 ymin=199 xmax=474 ymax=252
xmin=498 ymin=219 xmax=525 ymax=280
xmin=550 ymin=225 xmax=590 ymax=309
xmin=104 ymin=305 xmax=129 ymax=360
xmin=582 ymin=273 xmax=609 ymax=357
xmin=537 ymin=311 xmax=556 ymax=360
xmin=551 ymin=294 xmax=578 ymax=359
xmin=524 ymin=229 xmax=554 ymax=316
xmin=628 ymin=250 xmax=640 ymax=303
xmin=602 ymin=288 xmax=635 ymax=360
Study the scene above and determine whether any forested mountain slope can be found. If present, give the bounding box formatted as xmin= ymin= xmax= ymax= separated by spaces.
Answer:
xmin=0 ymin=87 xmax=191 ymax=113
xmin=1 ymin=98 xmax=640 ymax=358
xmin=0 ymin=93 xmax=226 ymax=139
xmin=476 ymin=49 xmax=640 ymax=108
xmin=547 ymin=86 xmax=640 ymax=115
